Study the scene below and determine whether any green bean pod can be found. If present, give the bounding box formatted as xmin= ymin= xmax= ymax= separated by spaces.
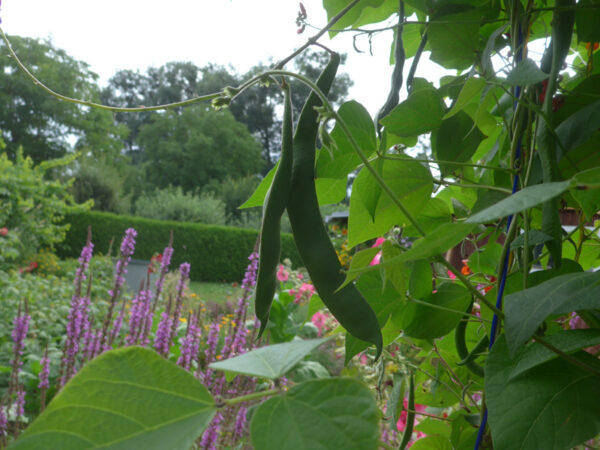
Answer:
xmin=398 ymin=372 xmax=415 ymax=450
xmin=287 ymin=53 xmax=383 ymax=357
xmin=255 ymin=82 xmax=294 ymax=337
xmin=454 ymin=301 xmax=487 ymax=378
xmin=537 ymin=0 xmax=575 ymax=267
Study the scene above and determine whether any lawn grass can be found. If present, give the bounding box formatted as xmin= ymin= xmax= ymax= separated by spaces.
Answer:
xmin=188 ymin=281 xmax=244 ymax=305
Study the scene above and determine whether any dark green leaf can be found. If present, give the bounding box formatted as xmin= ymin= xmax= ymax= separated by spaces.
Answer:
xmin=435 ymin=111 xmax=485 ymax=177
xmin=409 ymin=259 xmax=433 ymax=299
xmin=486 ymin=335 xmax=600 ymax=450
xmin=505 ymin=58 xmax=549 ymax=86
xmin=504 ymin=271 xmax=600 ymax=356
xmin=402 ymin=283 xmax=472 ymax=339
xmin=209 ymin=338 xmax=330 ymax=380
xmin=510 ymin=329 xmax=600 ymax=380
xmin=410 ymin=436 xmax=453 ymax=450
xmin=510 ymin=230 xmax=553 ymax=250
xmin=556 ymin=99 xmax=600 ymax=152
xmin=466 ymin=181 xmax=572 ymax=223
xmin=380 ymin=83 xmax=445 ymax=136
xmin=11 ymin=347 xmax=215 ymax=450
xmin=428 ymin=9 xmax=481 ymax=70
xmin=576 ymin=0 xmax=600 ymax=42
xmin=250 ymin=378 xmax=379 ymax=450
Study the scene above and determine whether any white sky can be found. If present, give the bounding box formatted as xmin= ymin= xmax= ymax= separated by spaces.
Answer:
xmin=1 ymin=0 xmax=451 ymax=116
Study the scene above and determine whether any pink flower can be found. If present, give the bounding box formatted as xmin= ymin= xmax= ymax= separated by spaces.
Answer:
xmin=372 ymin=237 xmax=386 ymax=248
xmin=370 ymin=251 xmax=382 ymax=266
xmin=276 ymin=265 xmax=289 ymax=282
xmin=311 ymin=311 xmax=328 ymax=336
xmin=0 ymin=227 xmax=8 ymax=236
xmin=447 ymin=270 xmax=456 ymax=280
xmin=294 ymin=283 xmax=315 ymax=303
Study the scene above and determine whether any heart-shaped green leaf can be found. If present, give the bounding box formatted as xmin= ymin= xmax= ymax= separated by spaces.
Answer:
xmin=11 ymin=347 xmax=215 ymax=450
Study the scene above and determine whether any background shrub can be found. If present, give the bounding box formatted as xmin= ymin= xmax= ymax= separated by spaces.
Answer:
xmin=134 ymin=186 xmax=228 ymax=225
xmin=58 ymin=210 xmax=301 ymax=282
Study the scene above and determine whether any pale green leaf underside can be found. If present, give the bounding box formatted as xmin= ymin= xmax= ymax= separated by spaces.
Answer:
xmin=11 ymin=347 xmax=215 ymax=450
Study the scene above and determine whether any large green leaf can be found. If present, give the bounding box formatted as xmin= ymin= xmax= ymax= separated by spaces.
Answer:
xmin=435 ymin=111 xmax=485 ymax=177
xmin=11 ymin=347 xmax=215 ymax=450
xmin=504 ymin=271 xmax=600 ymax=356
xmin=323 ymin=0 xmax=386 ymax=36
xmin=401 ymin=283 xmax=471 ymax=339
xmin=379 ymin=82 xmax=445 ymax=136
xmin=345 ymin=271 xmax=403 ymax=362
xmin=343 ymin=222 xmax=476 ymax=285
xmin=466 ymin=181 xmax=572 ymax=223
xmin=316 ymin=177 xmax=347 ymax=205
xmin=209 ymin=338 xmax=330 ymax=380
xmin=443 ymin=77 xmax=486 ymax=119
xmin=250 ymin=378 xmax=379 ymax=450
xmin=509 ymin=329 xmax=600 ymax=380
xmin=428 ymin=9 xmax=481 ymax=70
xmin=575 ymin=0 xmax=600 ymax=42
xmin=486 ymin=335 xmax=600 ymax=450
xmin=347 ymin=157 xmax=433 ymax=247
xmin=316 ymin=101 xmax=375 ymax=179
xmin=240 ymin=164 xmax=276 ymax=208
xmin=556 ymin=99 xmax=600 ymax=152
xmin=505 ymin=58 xmax=549 ymax=86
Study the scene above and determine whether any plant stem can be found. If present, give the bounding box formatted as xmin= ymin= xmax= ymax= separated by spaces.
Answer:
xmin=532 ymin=336 xmax=600 ymax=378
xmin=221 ymin=388 xmax=279 ymax=407
xmin=432 ymin=178 xmax=512 ymax=194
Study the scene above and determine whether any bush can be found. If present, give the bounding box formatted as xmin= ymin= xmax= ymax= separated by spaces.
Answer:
xmin=133 ymin=186 xmax=228 ymax=225
xmin=0 ymin=148 xmax=91 ymax=264
xmin=58 ymin=210 xmax=301 ymax=282
xmin=204 ymin=175 xmax=261 ymax=220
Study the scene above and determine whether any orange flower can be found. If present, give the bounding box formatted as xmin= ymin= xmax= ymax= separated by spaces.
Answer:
xmin=460 ymin=260 xmax=471 ymax=276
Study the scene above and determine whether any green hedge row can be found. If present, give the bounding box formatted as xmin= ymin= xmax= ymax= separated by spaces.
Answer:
xmin=57 ymin=211 xmax=302 ymax=282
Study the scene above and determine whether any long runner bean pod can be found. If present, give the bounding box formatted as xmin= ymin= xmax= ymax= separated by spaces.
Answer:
xmin=255 ymin=82 xmax=294 ymax=337
xmin=287 ymin=53 xmax=383 ymax=358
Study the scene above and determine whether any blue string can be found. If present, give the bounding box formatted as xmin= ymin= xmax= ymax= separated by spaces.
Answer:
xmin=473 ymin=24 xmax=524 ymax=450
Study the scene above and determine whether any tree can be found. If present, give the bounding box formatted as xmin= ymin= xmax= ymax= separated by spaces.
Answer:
xmin=0 ymin=35 xmax=124 ymax=163
xmin=137 ymin=106 xmax=263 ymax=192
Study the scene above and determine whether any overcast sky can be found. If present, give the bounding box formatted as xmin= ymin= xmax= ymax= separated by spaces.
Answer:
xmin=1 ymin=0 xmax=449 ymax=115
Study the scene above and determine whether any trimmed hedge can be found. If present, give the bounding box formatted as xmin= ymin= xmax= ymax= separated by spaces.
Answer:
xmin=58 ymin=211 xmax=302 ymax=282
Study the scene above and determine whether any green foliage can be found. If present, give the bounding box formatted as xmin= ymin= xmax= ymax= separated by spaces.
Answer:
xmin=11 ymin=347 xmax=216 ymax=450
xmin=134 ymin=186 xmax=228 ymax=225
xmin=0 ymin=35 xmax=124 ymax=163
xmin=58 ymin=210 xmax=300 ymax=282
xmin=137 ymin=107 xmax=264 ymax=192
xmin=0 ymin=149 xmax=90 ymax=263
xmin=203 ymin=175 xmax=261 ymax=220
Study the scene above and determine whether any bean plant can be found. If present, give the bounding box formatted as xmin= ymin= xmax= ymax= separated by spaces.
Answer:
xmin=1 ymin=0 xmax=600 ymax=448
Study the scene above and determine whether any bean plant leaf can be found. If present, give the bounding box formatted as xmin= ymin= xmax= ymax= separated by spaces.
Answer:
xmin=510 ymin=230 xmax=553 ymax=250
xmin=323 ymin=0 xmax=386 ymax=37
xmin=316 ymin=177 xmax=347 ymax=205
xmin=435 ymin=111 xmax=485 ymax=177
xmin=428 ymin=9 xmax=481 ymax=70
xmin=505 ymin=58 xmax=549 ymax=86
xmin=410 ymin=436 xmax=453 ymax=450
xmin=575 ymin=0 xmax=600 ymax=42
xmin=379 ymin=82 xmax=445 ymax=136
xmin=486 ymin=335 xmax=600 ymax=450
xmin=250 ymin=378 xmax=379 ymax=450
xmin=556 ymin=99 xmax=600 ymax=152
xmin=209 ymin=338 xmax=330 ymax=379
xmin=401 ymin=283 xmax=471 ymax=339
xmin=342 ymin=222 xmax=476 ymax=285
xmin=466 ymin=181 xmax=572 ymax=223
xmin=239 ymin=164 xmax=276 ymax=208
xmin=504 ymin=271 xmax=600 ymax=356
xmin=345 ymin=271 xmax=402 ymax=362
xmin=11 ymin=347 xmax=215 ymax=450
xmin=443 ymin=77 xmax=486 ymax=120
xmin=347 ymin=157 xmax=433 ymax=247
xmin=316 ymin=101 xmax=375 ymax=179
xmin=509 ymin=329 xmax=600 ymax=380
